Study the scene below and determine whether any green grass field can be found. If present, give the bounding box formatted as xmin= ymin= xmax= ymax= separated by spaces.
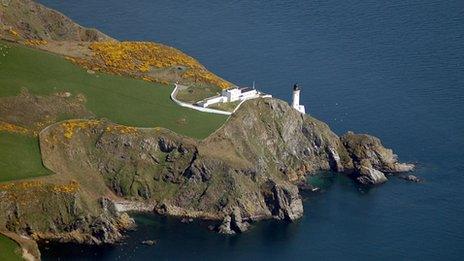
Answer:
xmin=0 ymin=234 xmax=22 ymax=261
xmin=0 ymin=132 xmax=52 ymax=182
xmin=0 ymin=41 xmax=227 ymax=183
xmin=0 ymin=41 xmax=227 ymax=139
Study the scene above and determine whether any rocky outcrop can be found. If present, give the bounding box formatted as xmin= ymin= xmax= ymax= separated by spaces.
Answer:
xmin=358 ymin=163 xmax=388 ymax=185
xmin=39 ymin=119 xmax=304 ymax=222
xmin=0 ymin=181 xmax=134 ymax=245
xmin=218 ymin=209 xmax=250 ymax=235
xmin=0 ymin=97 xmax=415 ymax=244
xmin=261 ymin=181 xmax=304 ymax=221
xmin=341 ymin=132 xmax=414 ymax=184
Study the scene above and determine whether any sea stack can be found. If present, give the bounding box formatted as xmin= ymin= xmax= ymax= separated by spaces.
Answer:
xmin=292 ymin=83 xmax=306 ymax=114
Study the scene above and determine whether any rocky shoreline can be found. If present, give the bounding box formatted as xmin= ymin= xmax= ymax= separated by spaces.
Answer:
xmin=0 ymin=98 xmax=417 ymax=253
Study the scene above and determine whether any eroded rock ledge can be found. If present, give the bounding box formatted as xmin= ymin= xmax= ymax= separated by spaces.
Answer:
xmin=0 ymin=98 xmax=414 ymax=242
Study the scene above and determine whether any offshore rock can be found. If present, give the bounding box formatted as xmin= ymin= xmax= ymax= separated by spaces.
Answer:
xmin=141 ymin=240 xmax=158 ymax=246
xmin=341 ymin=132 xmax=414 ymax=184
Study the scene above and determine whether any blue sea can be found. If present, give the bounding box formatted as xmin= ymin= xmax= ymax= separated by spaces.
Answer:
xmin=38 ymin=0 xmax=464 ymax=260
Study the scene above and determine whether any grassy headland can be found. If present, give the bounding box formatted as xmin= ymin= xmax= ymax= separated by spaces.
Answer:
xmin=0 ymin=41 xmax=227 ymax=138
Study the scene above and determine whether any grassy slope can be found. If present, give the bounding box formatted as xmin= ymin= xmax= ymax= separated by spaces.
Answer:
xmin=0 ymin=41 xmax=227 ymax=139
xmin=0 ymin=235 xmax=22 ymax=261
xmin=0 ymin=133 xmax=51 ymax=182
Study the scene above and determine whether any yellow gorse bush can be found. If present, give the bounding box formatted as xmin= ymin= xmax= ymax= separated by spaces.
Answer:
xmin=105 ymin=124 xmax=138 ymax=134
xmin=0 ymin=121 xmax=30 ymax=135
xmin=60 ymin=119 xmax=101 ymax=139
xmin=89 ymin=41 xmax=203 ymax=71
xmin=0 ymin=181 xmax=80 ymax=205
xmin=51 ymin=180 xmax=80 ymax=194
xmin=68 ymin=41 xmax=231 ymax=89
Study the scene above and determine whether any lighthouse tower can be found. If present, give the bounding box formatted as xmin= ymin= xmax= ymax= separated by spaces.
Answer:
xmin=292 ymin=84 xmax=306 ymax=114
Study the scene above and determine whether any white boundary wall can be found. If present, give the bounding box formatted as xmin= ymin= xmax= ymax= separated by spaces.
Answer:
xmin=171 ymin=84 xmax=232 ymax=115
xmin=171 ymin=84 xmax=272 ymax=116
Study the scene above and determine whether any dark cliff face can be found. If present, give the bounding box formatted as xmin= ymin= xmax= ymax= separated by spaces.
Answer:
xmin=0 ymin=98 xmax=414 ymax=241
xmin=0 ymin=182 xmax=134 ymax=245
xmin=206 ymin=99 xmax=353 ymax=181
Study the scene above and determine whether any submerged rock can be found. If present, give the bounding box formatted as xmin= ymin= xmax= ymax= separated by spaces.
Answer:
xmin=141 ymin=240 xmax=158 ymax=246
xmin=399 ymin=174 xmax=421 ymax=183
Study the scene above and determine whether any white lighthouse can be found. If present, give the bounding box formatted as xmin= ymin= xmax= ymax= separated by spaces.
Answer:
xmin=292 ymin=83 xmax=306 ymax=114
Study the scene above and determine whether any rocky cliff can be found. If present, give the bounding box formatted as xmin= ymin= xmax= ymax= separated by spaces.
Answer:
xmin=0 ymin=181 xmax=134 ymax=245
xmin=9 ymin=98 xmax=411 ymax=237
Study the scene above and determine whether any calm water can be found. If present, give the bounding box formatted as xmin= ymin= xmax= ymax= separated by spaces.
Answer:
xmin=39 ymin=0 xmax=464 ymax=260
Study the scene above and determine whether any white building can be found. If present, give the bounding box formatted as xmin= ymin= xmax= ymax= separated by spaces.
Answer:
xmin=197 ymin=86 xmax=261 ymax=108
xmin=198 ymin=95 xmax=226 ymax=107
xmin=221 ymin=87 xmax=258 ymax=102
xmin=292 ymin=84 xmax=306 ymax=114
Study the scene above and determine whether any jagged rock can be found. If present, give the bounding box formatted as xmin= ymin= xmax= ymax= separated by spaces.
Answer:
xmin=183 ymin=161 xmax=211 ymax=182
xmin=358 ymin=165 xmax=388 ymax=185
xmin=218 ymin=215 xmax=235 ymax=235
xmin=90 ymin=215 xmax=122 ymax=244
xmin=272 ymin=183 xmax=304 ymax=220
xmin=261 ymin=181 xmax=303 ymax=221
xmin=99 ymin=198 xmax=117 ymax=216
xmin=158 ymin=138 xmax=177 ymax=152
xmin=231 ymin=208 xmax=250 ymax=233
xmin=217 ymin=209 xmax=250 ymax=234
xmin=328 ymin=147 xmax=344 ymax=172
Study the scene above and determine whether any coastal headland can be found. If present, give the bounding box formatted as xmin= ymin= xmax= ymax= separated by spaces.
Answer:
xmin=0 ymin=0 xmax=415 ymax=259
